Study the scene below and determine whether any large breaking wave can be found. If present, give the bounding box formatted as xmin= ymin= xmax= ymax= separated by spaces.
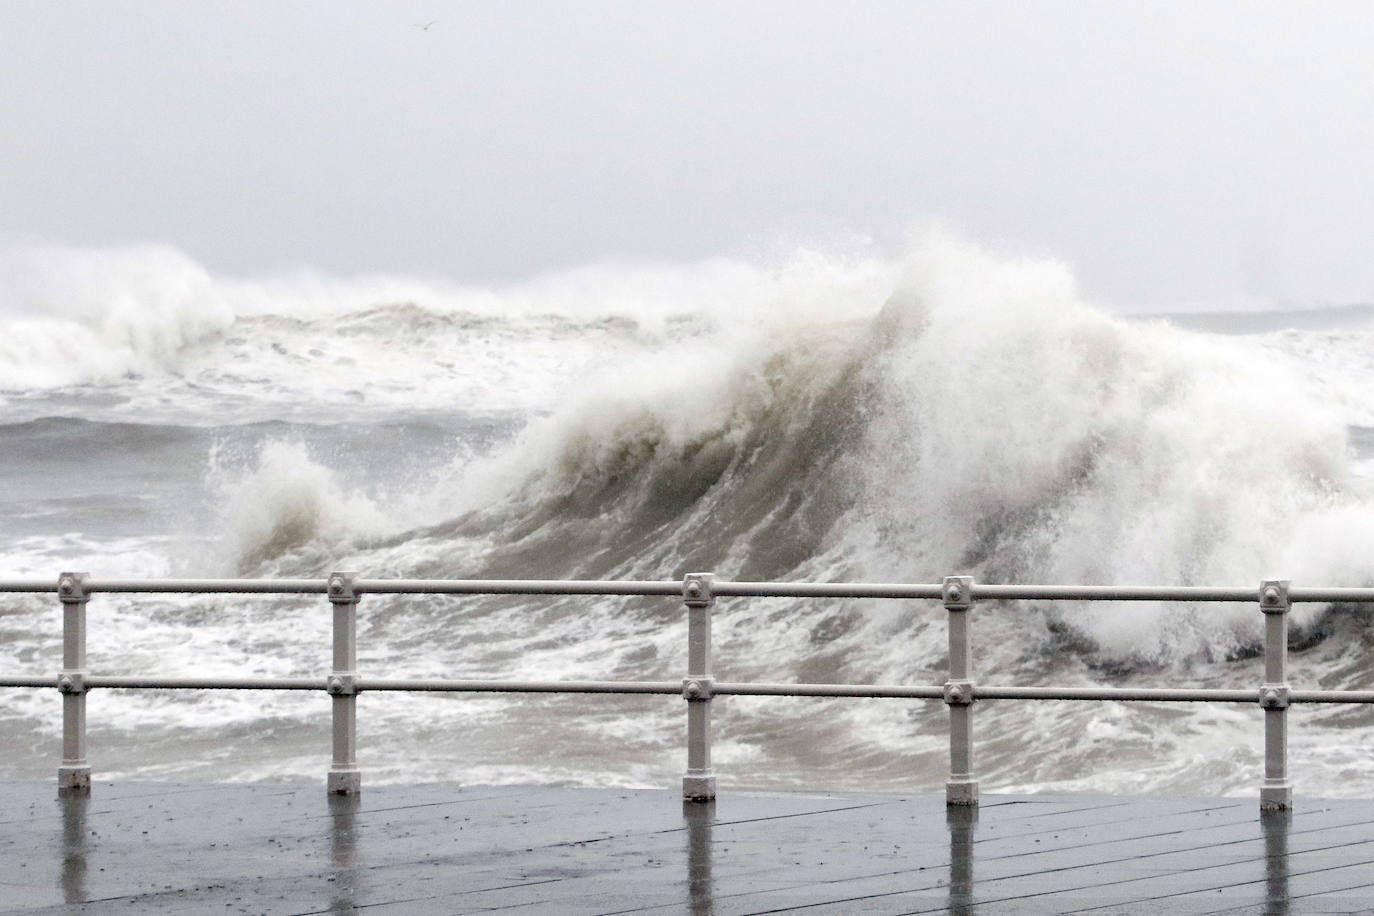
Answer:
xmin=320 ymin=236 xmax=1369 ymax=668
xmin=5 ymin=234 xmax=1374 ymax=794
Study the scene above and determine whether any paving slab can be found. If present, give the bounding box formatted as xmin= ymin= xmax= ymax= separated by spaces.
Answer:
xmin=0 ymin=782 xmax=1371 ymax=914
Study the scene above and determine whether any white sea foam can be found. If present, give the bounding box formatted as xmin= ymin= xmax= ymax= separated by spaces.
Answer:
xmin=4 ymin=233 xmax=1374 ymax=796
xmin=208 ymin=439 xmax=394 ymax=574
xmin=412 ymin=233 xmax=1370 ymax=663
xmin=855 ymin=238 xmax=1360 ymax=659
xmin=0 ymin=241 xmax=894 ymax=418
xmin=1259 ymin=327 xmax=1374 ymax=427
xmin=0 ymin=244 xmax=234 ymax=389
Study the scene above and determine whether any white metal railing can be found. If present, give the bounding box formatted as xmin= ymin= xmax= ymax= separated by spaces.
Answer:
xmin=4 ymin=572 xmax=1374 ymax=810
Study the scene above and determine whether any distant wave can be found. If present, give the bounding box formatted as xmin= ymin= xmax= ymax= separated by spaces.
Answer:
xmin=0 ymin=241 xmax=892 ymax=400
xmin=1139 ymin=302 xmax=1374 ymax=335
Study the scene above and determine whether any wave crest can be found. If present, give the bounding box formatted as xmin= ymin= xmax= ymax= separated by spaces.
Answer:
xmin=419 ymin=234 xmax=1371 ymax=663
xmin=0 ymin=244 xmax=234 ymax=389
xmin=210 ymin=440 xmax=391 ymax=574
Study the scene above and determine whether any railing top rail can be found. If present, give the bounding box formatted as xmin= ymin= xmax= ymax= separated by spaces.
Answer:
xmin=974 ymin=584 xmax=1253 ymax=602
xmin=0 ymin=578 xmax=328 ymax=595
xmin=0 ymin=578 xmax=689 ymax=596
xmin=1 ymin=576 xmax=1373 ymax=603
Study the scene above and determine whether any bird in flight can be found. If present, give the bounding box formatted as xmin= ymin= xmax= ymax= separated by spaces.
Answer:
xmin=415 ymin=20 xmax=438 ymax=31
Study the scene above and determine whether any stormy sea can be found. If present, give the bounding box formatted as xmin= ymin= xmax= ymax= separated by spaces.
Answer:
xmin=2 ymin=235 xmax=1372 ymax=797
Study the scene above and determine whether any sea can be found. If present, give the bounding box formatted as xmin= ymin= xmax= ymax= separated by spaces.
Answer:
xmin=1 ymin=235 xmax=1372 ymax=797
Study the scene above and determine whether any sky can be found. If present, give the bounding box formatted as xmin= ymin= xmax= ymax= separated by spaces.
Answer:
xmin=2 ymin=1 xmax=1373 ymax=312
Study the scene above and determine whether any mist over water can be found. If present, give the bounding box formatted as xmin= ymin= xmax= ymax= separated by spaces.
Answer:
xmin=2 ymin=235 xmax=1373 ymax=797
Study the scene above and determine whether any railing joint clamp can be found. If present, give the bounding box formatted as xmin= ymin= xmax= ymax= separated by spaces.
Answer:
xmin=57 ymin=573 xmax=88 ymax=604
xmin=1259 ymin=684 xmax=1290 ymax=709
xmin=683 ymin=574 xmax=715 ymax=608
xmin=327 ymin=674 xmax=357 ymax=696
xmin=1259 ymin=579 xmax=1290 ymax=614
xmin=327 ymin=572 xmax=359 ymax=604
xmin=943 ymin=576 xmax=974 ymax=610
xmin=944 ymin=679 xmax=975 ymax=706
xmin=57 ymin=671 xmax=87 ymax=695
xmin=682 ymin=677 xmax=714 ymax=701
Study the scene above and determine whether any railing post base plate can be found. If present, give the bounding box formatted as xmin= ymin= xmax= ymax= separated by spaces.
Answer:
xmin=327 ymin=768 xmax=361 ymax=796
xmin=1260 ymin=784 xmax=1292 ymax=812
xmin=683 ymin=774 xmax=716 ymax=802
xmin=58 ymin=766 xmax=91 ymax=796
xmin=946 ymin=779 xmax=979 ymax=807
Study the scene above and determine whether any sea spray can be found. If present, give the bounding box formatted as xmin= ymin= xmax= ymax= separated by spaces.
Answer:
xmin=1 ymin=235 xmax=1372 ymax=795
xmin=0 ymin=244 xmax=234 ymax=389
xmin=0 ymin=241 xmax=893 ymax=410
xmin=857 ymin=239 xmax=1354 ymax=661
xmin=209 ymin=439 xmax=392 ymax=574
xmin=396 ymin=235 xmax=1364 ymax=662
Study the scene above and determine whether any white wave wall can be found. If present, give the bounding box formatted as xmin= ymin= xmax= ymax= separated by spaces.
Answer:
xmin=5 ymin=235 xmax=1371 ymax=666
xmin=390 ymin=233 xmax=1372 ymax=665
xmin=860 ymin=241 xmax=1361 ymax=660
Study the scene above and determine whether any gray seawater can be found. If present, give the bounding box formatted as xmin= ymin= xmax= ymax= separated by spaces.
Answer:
xmin=2 ymin=241 xmax=1373 ymax=796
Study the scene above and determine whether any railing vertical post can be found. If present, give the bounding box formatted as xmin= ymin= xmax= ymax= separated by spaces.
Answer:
xmin=326 ymin=572 xmax=361 ymax=796
xmin=943 ymin=575 xmax=978 ymax=806
xmin=682 ymin=573 xmax=716 ymax=802
xmin=57 ymin=572 xmax=91 ymax=796
xmin=1259 ymin=579 xmax=1291 ymax=811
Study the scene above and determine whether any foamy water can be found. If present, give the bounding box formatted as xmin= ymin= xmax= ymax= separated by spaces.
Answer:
xmin=1 ymin=234 xmax=1372 ymax=796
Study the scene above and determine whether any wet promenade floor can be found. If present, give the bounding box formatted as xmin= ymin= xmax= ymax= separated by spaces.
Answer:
xmin=1 ymin=781 xmax=1372 ymax=914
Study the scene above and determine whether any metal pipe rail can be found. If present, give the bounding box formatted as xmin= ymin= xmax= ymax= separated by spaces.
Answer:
xmin=5 ymin=572 xmax=1374 ymax=809
xmin=7 ymin=574 xmax=1374 ymax=604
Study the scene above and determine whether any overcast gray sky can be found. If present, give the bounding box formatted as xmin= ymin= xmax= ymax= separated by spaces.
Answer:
xmin=3 ymin=1 xmax=1373 ymax=311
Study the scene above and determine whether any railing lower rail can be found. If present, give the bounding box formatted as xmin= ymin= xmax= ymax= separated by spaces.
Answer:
xmin=5 ymin=572 xmax=1374 ymax=810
